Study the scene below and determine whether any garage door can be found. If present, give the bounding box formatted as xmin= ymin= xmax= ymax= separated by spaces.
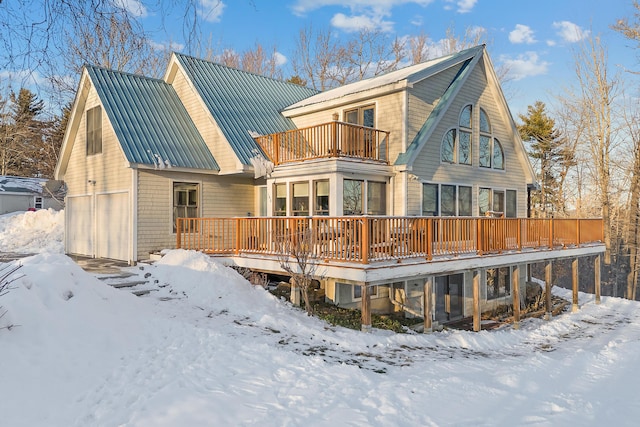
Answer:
xmin=96 ymin=192 xmax=130 ymax=261
xmin=66 ymin=195 xmax=93 ymax=256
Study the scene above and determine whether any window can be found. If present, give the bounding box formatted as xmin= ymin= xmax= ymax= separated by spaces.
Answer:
xmin=367 ymin=181 xmax=386 ymax=215
xmin=422 ymin=183 xmax=439 ymax=216
xmin=274 ymin=183 xmax=286 ymax=216
xmin=479 ymin=188 xmax=512 ymax=216
xmin=493 ymin=139 xmax=504 ymax=170
xmin=423 ymin=183 xmax=472 ymax=216
xmin=343 ymin=179 xmax=363 ymax=215
xmin=441 ymin=105 xmax=472 ymax=165
xmin=291 ymin=182 xmax=309 ymax=216
xmin=173 ymin=183 xmax=198 ymax=232
xmin=486 ymin=267 xmax=511 ymax=299
xmin=353 ymin=284 xmax=378 ymax=300
xmin=506 ymin=190 xmax=517 ymax=218
xmin=34 ymin=196 xmax=43 ymax=209
xmin=478 ymin=108 xmax=504 ymax=170
xmin=86 ymin=106 xmax=102 ymax=155
xmin=314 ymin=180 xmax=329 ymax=215
xmin=258 ymin=187 xmax=267 ymax=216
xmin=345 ymin=105 xmax=375 ymax=128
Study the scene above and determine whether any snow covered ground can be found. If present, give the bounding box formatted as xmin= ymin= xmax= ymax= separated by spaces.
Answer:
xmin=1 ymin=210 xmax=640 ymax=426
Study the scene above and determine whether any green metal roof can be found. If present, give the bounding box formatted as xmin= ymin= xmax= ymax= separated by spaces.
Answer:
xmin=87 ymin=66 xmax=219 ymax=171
xmin=174 ymin=54 xmax=319 ymax=165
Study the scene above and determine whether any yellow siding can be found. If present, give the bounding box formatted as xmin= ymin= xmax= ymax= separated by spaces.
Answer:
xmin=170 ymin=66 xmax=240 ymax=172
xmin=62 ymin=87 xmax=131 ymax=197
xmin=408 ymin=58 xmax=529 ymax=217
xmin=136 ymin=170 xmax=255 ymax=259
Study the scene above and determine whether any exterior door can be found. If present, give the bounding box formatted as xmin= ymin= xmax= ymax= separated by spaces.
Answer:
xmin=435 ymin=273 xmax=464 ymax=322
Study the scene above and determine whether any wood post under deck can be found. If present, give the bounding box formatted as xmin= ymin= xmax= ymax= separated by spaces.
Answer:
xmin=544 ymin=260 xmax=553 ymax=320
xmin=473 ymin=271 xmax=481 ymax=332
xmin=595 ymin=255 xmax=601 ymax=304
xmin=423 ymin=278 xmax=433 ymax=333
xmin=572 ymin=258 xmax=579 ymax=312
xmin=361 ymin=284 xmax=371 ymax=332
xmin=512 ymin=265 xmax=520 ymax=329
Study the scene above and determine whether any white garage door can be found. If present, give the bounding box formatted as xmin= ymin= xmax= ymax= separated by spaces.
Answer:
xmin=66 ymin=195 xmax=93 ymax=256
xmin=96 ymin=192 xmax=130 ymax=261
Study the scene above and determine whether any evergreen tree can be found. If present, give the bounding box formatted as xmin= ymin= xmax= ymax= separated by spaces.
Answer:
xmin=518 ymin=101 xmax=572 ymax=217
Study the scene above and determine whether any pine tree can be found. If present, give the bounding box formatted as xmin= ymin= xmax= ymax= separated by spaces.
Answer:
xmin=518 ymin=101 xmax=572 ymax=217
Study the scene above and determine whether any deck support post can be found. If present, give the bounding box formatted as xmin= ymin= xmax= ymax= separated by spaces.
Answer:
xmin=572 ymin=258 xmax=579 ymax=312
xmin=361 ymin=284 xmax=372 ymax=332
xmin=595 ymin=255 xmax=601 ymax=304
xmin=423 ymin=278 xmax=433 ymax=333
xmin=544 ymin=260 xmax=553 ymax=320
xmin=290 ymin=277 xmax=301 ymax=306
xmin=473 ymin=270 xmax=481 ymax=332
xmin=512 ymin=264 xmax=520 ymax=329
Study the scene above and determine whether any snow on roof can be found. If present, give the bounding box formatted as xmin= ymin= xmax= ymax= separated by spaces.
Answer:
xmin=0 ymin=176 xmax=47 ymax=194
xmin=284 ymin=54 xmax=455 ymax=111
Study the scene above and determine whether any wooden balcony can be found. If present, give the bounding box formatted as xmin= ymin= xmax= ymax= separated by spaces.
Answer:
xmin=253 ymin=121 xmax=390 ymax=165
xmin=176 ymin=216 xmax=604 ymax=264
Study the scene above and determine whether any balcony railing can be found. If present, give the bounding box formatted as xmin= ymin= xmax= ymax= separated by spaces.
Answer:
xmin=253 ymin=121 xmax=390 ymax=165
xmin=176 ymin=216 xmax=604 ymax=264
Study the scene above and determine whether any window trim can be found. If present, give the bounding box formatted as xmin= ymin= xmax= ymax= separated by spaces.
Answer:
xmin=173 ymin=182 xmax=199 ymax=233
xmin=486 ymin=266 xmax=512 ymax=300
xmin=422 ymin=182 xmax=473 ymax=217
xmin=343 ymin=104 xmax=376 ymax=128
xmin=86 ymin=106 xmax=102 ymax=156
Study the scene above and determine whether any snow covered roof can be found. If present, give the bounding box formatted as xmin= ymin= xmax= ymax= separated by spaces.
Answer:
xmin=0 ymin=176 xmax=47 ymax=194
xmin=284 ymin=45 xmax=485 ymax=112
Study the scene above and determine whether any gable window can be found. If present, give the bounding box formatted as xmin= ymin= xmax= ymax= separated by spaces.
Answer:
xmin=86 ymin=106 xmax=102 ymax=155
xmin=486 ymin=267 xmax=511 ymax=299
xmin=441 ymin=105 xmax=472 ymax=165
xmin=292 ymin=182 xmax=309 ymax=216
xmin=423 ymin=183 xmax=472 ymax=216
xmin=274 ymin=183 xmax=287 ymax=216
xmin=173 ymin=182 xmax=199 ymax=232
xmin=478 ymin=108 xmax=504 ymax=170
xmin=314 ymin=180 xmax=329 ymax=216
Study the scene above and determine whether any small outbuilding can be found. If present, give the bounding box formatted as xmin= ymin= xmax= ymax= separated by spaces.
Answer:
xmin=0 ymin=176 xmax=65 ymax=214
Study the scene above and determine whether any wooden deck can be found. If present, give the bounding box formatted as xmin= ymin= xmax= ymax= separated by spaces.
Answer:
xmin=176 ymin=216 xmax=604 ymax=264
xmin=253 ymin=121 xmax=390 ymax=165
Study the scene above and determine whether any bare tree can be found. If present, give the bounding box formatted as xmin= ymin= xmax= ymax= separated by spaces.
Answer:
xmin=622 ymin=107 xmax=640 ymax=300
xmin=276 ymin=225 xmax=320 ymax=315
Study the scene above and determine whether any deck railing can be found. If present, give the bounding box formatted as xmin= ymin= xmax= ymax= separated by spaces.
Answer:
xmin=253 ymin=121 xmax=390 ymax=165
xmin=176 ymin=216 xmax=604 ymax=264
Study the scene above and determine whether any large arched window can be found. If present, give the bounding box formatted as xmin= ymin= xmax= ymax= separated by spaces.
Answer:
xmin=441 ymin=105 xmax=472 ymax=165
xmin=478 ymin=108 xmax=504 ymax=170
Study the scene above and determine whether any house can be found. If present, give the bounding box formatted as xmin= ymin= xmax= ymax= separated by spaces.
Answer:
xmin=0 ymin=176 xmax=64 ymax=214
xmin=55 ymin=45 xmax=605 ymax=331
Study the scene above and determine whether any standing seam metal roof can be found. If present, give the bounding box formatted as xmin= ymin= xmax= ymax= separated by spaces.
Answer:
xmin=174 ymin=54 xmax=319 ymax=165
xmin=87 ymin=66 xmax=219 ymax=171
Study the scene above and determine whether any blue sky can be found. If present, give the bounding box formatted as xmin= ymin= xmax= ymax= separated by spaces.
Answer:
xmin=83 ymin=1 xmax=640 ymax=116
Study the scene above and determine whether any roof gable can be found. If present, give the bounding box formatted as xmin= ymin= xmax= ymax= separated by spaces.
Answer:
xmin=173 ymin=54 xmax=319 ymax=165
xmin=87 ymin=66 xmax=219 ymax=171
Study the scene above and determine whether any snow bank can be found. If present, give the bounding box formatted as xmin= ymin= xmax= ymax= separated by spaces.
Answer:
xmin=0 ymin=209 xmax=64 ymax=254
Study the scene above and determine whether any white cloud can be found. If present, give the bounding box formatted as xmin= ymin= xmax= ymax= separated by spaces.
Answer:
xmin=499 ymin=51 xmax=550 ymax=81
xmin=274 ymin=52 xmax=287 ymax=66
xmin=199 ymin=0 xmax=226 ymax=23
xmin=553 ymin=21 xmax=589 ymax=43
xmin=330 ymin=13 xmax=393 ymax=33
xmin=113 ymin=0 xmax=148 ymax=17
xmin=455 ymin=0 xmax=477 ymax=13
xmin=546 ymin=40 xmax=556 ymax=47
xmin=509 ymin=24 xmax=536 ymax=44
xmin=292 ymin=0 xmax=433 ymax=32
